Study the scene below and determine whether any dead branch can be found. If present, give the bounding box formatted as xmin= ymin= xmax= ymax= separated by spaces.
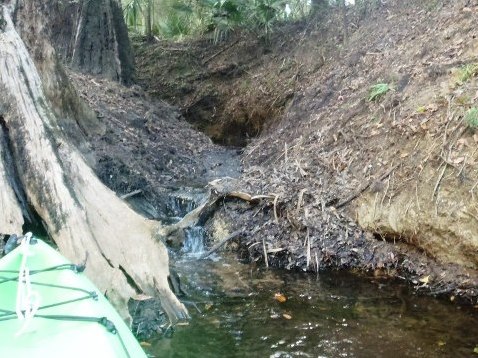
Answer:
xmin=199 ymin=230 xmax=243 ymax=259
xmin=120 ymin=189 xmax=142 ymax=200
xmin=202 ymin=40 xmax=239 ymax=65
xmin=263 ymin=237 xmax=269 ymax=268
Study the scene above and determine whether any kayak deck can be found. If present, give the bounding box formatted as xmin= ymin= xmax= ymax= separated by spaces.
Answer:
xmin=0 ymin=239 xmax=147 ymax=357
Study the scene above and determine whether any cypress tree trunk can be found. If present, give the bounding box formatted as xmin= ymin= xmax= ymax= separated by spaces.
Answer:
xmin=0 ymin=0 xmax=187 ymax=322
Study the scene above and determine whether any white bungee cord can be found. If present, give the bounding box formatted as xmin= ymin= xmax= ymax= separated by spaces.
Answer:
xmin=15 ymin=232 xmax=41 ymax=336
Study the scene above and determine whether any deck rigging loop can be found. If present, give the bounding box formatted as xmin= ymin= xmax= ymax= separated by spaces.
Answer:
xmin=15 ymin=232 xmax=41 ymax=336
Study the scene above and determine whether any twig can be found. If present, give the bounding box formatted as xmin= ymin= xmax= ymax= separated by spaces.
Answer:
xmin=315 ymin=252 xmax=319 ymax=273
xmin=284 ymin=142 xmax=288 ymax=164
xmin=334 ymin=163 xmax=400 ymax=208
xmin=296 ymin=188 xmax=307 ymax=216
xmin=431 ymin=162 xmax=447 ymax=202
xmin=306 ymin=228 xmax=311 ymax=270
xmin=120 ymin=189 xmax=142 ymax=200
xmin=202 ymin=39 xmax=239 ymax=65
xmin=470 ymin=179 xmax=478 ymax=200
xmin=380 ymin=174 xmax=391 ymax=209
xmin=262 ymin=237 xmax=269 ymax=268
xmin=273 ymin=194 xmax=279 ymax=223
xmin=199 ymin=230 xmax=243 ymax=259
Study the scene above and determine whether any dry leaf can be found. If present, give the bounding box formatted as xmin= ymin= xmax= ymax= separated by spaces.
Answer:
xmin=453 ymin=157 xmax=465 ymax=164
xmin=274 ymin=293 xmax=287 ymax=303
xmin=419 ymin=275 xmax=430 ymax=284
xmin=400 ymin=152 xmax=409 ymax=158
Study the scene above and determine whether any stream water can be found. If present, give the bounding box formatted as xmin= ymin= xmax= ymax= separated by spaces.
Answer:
xmin=144 ymin=190 xmax=478 ymax=358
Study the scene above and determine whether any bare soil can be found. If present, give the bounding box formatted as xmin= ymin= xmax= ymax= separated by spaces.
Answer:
xmin=68 ymin=71 xmax=240 ymax=221
xmin=64 ymin=0 xmax=478 ymax=307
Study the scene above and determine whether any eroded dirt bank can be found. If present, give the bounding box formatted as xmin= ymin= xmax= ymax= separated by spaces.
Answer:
xmin=131 ymin=0 xmax=478 ymax=303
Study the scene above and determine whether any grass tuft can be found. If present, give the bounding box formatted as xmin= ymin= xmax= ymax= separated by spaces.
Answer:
xmin=368 ymin=83 xmax=390 ymax=102
xmin=456 ymin=63 xmax=478 ymax=85
xmin=465 ymin=107 xmax=478 ymax=130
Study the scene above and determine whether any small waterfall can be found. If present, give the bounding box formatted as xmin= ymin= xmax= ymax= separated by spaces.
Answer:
xmin=165 ymin=188 xmax=208 ymax=257
xmin=166 ymin=195 xmax=198 ymax=220
xmin=182 ymin=226 xmax=207 ymax=257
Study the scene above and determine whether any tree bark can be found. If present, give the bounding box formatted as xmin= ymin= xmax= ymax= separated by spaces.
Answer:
xmin=22 ymin=0 xmax=134 ymax=84
xmin=0 ymin=1 xmax=187 ymax=323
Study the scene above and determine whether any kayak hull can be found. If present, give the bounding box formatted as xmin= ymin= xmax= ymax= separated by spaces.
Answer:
xmin=0 ymin=239 xmax=147 ymax=358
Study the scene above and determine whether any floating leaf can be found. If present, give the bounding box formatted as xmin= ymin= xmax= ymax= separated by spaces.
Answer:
xmin=274 ymin=293 xmax=287 ymax=303
xmin=474 ymin=346 xmax=478 ymax=354
xmin=282 ymin=313 xmax=292 ymax=320
xmin=437 ymin=340 xmax=446 ymax=347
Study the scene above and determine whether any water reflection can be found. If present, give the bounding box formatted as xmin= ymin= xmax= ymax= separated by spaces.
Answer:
xmin=149 ymin=255 xmax=478 ymax=357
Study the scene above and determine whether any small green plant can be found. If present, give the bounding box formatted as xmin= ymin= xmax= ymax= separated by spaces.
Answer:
xmin=465 ymin=107 xmax=478 ymax=130
xmin=456 ymin=63 xmax=478 ymax=85
xmin=416 ymin=106 xmax=427 ymax=113
xmin=368 ymin=83 xmax=390 ymax=102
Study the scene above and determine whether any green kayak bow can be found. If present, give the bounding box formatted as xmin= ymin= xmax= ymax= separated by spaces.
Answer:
xmin=0 ymin=236 xmax=148 ymax=357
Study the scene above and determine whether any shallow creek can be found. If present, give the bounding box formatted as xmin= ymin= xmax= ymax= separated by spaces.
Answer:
xmin=143 ymin=189 xmax=478 ymax=358
xmin=148 ymin=253 xmax=478 ymax=357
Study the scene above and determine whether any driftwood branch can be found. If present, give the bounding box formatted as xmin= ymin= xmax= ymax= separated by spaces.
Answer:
xmin=120 ymin=189 xmax=142 ymax=200
xmin=199 ymin=230 xmax=243 ymax=259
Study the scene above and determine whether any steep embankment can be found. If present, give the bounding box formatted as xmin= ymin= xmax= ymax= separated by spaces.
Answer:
xmin=241 ymin=0 xmax=478 ymax=292
xmin=243 ymin=0 xmax=478 ymax=268
xmin=136 ymin=0 xmax=478 ymax=302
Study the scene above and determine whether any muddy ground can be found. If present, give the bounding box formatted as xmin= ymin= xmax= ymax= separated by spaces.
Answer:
xmin=65 ymin=0 xmax=478 ymax=323
xmin=68 ymin=71 xmax=240 ymax=221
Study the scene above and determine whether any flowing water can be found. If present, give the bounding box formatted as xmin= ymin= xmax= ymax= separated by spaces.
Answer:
xmin=146 ymin=190 xmax=478 ymax=358
xmin=149 ymin=254 xmax=478 ymax=357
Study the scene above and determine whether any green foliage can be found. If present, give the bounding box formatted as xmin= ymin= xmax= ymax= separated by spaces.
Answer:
xmin=248 ymin=0 xmax=285 ymax=40
xmin=368 ymin=83 xmax=390 ymax=102
xmin=157 ymin=11 xmax=191 ymax=38
xmin=456 ymin=63 xmax=478 ymax=85
xmin=155 ymin=2 xmax=196 ymax=38
xmin=122 ymin=0 xmax=313 ymax=41
xmin=123 ymin=0 xmax=144 ymax=30
xmin=464 ymin=107 xmax=478 ymax=130
xmin=201 ymin=0 xmax=244 ymax=43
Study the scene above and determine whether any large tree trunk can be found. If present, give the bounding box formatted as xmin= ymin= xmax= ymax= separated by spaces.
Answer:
xmin=0 ymin=2 xmax=187 ymax=323
xmin=25 ymin=0 xmax=134 ymax=84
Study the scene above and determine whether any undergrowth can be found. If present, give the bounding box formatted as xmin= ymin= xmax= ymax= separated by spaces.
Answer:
xmin=455 ymin=63 xmax=478 ymax=85
xmin=465 ymin=107 xmax=478 ymax=130
xmin=368 ymin=83 xmax=390 ymax=102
